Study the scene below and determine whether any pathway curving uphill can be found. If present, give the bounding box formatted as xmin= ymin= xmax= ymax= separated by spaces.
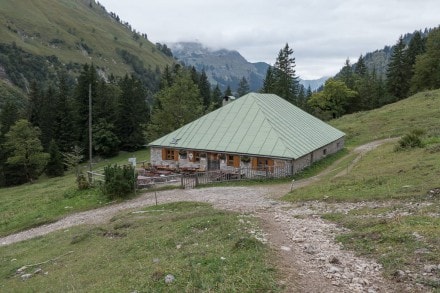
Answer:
xmin=2 ymin=138 xmax=417 ymax=292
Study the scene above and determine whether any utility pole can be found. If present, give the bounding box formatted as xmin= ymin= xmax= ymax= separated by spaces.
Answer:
xmin=88 ymin=83 xmax=92 ymax=173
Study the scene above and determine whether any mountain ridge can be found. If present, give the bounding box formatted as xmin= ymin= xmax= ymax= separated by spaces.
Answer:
xmin=169 ymin=41 xmax=327 ymax=93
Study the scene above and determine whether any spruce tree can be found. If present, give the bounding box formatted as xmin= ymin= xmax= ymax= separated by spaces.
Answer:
xmin=39 ymin=85 xmax=56 ymax=149
xmin=211 ymin=84 xmax=223 ymax=109
xmin=410 ymin=28 xmax=439 ymax=93
xmin=73 ymin=64 xmax=99 ymax=152
xmin=386 ymin=36 xmax=408 ymax=100
xmin=355 ymin=55 xmax=367 ymax=76
xmin=261 ymin=66 xmax=276 ymax=93
xmin=53 ymin=72 xmax=76 ymax=153
xmin=237 ymin=76 xmax=250 ymax=97
xmin=339 ymin=59 xmax=355 ymax=89
xmin=45 ymin=140 xmax=64 ymax=177
xmin=27 ymin=80 xmax=42 ymax=127
xmin=116 ymin=75 xmax=149 ymax=151
xmin=198 ymin=69 xmax=212 ymax=110
xmin=273 ymin=43 xmax=299 ymax=104
xmin=0 ymin=102 xmax=19 ymax=186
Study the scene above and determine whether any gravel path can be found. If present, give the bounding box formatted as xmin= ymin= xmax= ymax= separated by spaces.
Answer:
xmin=2 ymin=138 xmax=423 ymax=292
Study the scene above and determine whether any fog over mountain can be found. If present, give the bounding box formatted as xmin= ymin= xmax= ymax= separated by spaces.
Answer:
xmin=169 ymin=42 xmax=326 ymax=93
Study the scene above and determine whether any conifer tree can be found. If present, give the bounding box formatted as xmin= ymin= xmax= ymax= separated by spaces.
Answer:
xmin=0 ymin=102 xmax=20 ymax=186
xmin=27 ymin=81 xmax=42 ymax=127
xmin=404 ymin=31 xmax=426 ymax=78
xmin=116 ymin=74 xmax=149 ymax=151
xmin=45 ymin=140 xmax=64 ymax=177
xmin=199 ymin=69 xmax=212 ymax=110
xmin=355 ymin=55 xmax=367 ymax=76
xmin=261 ymin=66 xmax=276 ymax=93
xmin=73 ymin=64 xmax=99 ymax=152
xmin=306 ymin=85 xmax=313 ymax=98
xmin=39 ymin=85 xmax=56 ymax=149
xmin=237 ymin=76 xmax=250 ymax=97
xmin=211 ymin=84 xmax=223 ymax=109
xmin=273 ymin=43 xmax=299 ymax=104
xmin=339 ymin=59 xmax=355 ymax=89
xmin=386 ymin=36 xmax=408 ymax=100
xmin=53 ymin=72 xmax=76 ymax=152
xmin=410 ymin=28 xmax=440 ymax=93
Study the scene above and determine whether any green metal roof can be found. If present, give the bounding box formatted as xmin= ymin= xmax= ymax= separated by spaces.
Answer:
xmin=148 ymin=93 xmax=345 ymax=159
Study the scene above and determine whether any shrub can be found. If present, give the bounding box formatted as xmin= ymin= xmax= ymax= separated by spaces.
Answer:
xmin=77 ymin=173 xmax=90 ymax=190
xmin=395 ymin=129 xmax=425 ymax=151
xmin=101 ymin=164 xmax=136 ymax=199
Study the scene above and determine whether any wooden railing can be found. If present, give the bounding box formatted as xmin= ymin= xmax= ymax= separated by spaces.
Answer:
xmin=181 ymin=165 xmax=293 ymax=189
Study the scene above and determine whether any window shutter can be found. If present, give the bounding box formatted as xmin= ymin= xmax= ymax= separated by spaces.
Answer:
xmin=267 ymin=159 xmax=274 ymax=172
xmin=162 ymin=148 xmax=167 ymax=160
xmin=174 ymin=150 xmax=179 ymax=161
xmin=233 ymin=156 xmax=240 ymax=168
xmin=252 ymin=158 xmax=258 ymax=170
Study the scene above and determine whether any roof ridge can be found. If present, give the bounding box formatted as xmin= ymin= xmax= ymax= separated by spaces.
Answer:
xmin=253 ymin=94 xmax=298 ymax=157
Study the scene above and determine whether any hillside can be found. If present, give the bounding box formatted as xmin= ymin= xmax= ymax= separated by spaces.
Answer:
xmin=330 ymin=89 xmax=440 ymax=146
xmin=0 ymin=0 xmax=174 ymax=84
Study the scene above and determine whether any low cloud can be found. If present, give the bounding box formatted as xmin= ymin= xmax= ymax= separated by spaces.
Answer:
xmin=99 ymin=0 xmax=439 ymax=79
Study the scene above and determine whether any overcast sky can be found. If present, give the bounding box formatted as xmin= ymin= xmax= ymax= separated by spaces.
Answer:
xmin=98 ymin=0 xmax=439 ymax=80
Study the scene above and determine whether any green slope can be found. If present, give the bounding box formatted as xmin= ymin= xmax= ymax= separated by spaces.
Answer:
xmin=0 ymin=0 xmax=173 ymax=77
xmin=330 ymin=89 xmax=440 ymax=146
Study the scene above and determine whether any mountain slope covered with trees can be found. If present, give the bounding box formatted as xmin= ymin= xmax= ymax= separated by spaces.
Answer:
xmin=0 ymin=0 xmax=173 ymax=80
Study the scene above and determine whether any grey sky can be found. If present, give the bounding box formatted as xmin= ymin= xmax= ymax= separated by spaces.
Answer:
xmin=98 ymin=0 xmax=439 ymax=79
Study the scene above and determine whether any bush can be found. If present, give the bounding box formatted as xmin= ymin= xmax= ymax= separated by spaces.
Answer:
xmin=395 ymin=129 xmax=425 ymax=151
xmin=101 ymin=164 xmax=136 ymax=199
xmin=77 ymin=173 xmax=90 ymax=190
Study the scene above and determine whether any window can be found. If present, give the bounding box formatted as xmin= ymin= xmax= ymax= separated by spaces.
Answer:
xmin=193 ymin=152 xmax=201 ymax=163
xmin=162 ymin=148 xmax=178 ymax=161
xmin=227 ymin=155 xmax=235 ymax=166
xmin=323 ymin=149 xmax=327 ymax=155
xmin=254 ymin=157 xmax=274 ymax=170
xmin=166 ymin=149 xmax=175 ymax=160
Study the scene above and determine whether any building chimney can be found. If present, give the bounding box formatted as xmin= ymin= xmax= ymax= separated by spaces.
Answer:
xmin=222 ymin=95 xmax=236 ymax=107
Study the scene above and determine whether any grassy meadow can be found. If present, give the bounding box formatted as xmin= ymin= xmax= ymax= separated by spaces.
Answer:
xmin=0 ymin=149 xmax=150 ymax=237
xmin=0 ymin=202 xmax=280 ymax=292
xmin=330 ymin=90 xmax=440 ymax=147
